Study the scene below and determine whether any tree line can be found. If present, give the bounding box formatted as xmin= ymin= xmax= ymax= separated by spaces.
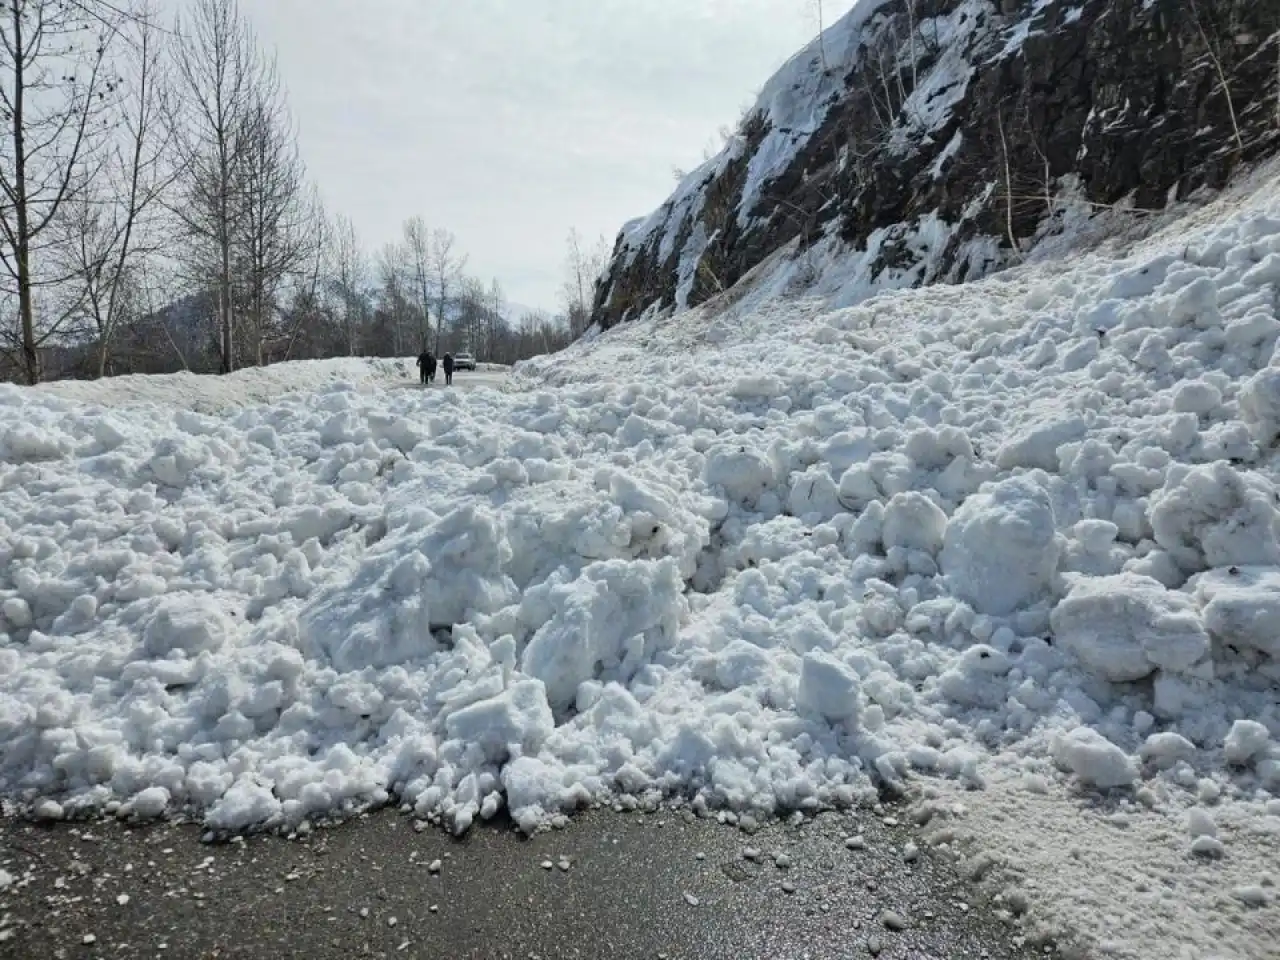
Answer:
xmin=1 ymin=0 xmax=609 ymax=385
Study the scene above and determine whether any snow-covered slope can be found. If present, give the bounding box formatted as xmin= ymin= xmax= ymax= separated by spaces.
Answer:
xmin=595 ymin=0 xmax=1280 ymax=328
xmin=5 ymin=166 xmax=1280 ymax=956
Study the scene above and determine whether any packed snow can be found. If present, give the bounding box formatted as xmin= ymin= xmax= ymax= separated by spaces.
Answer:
xmin=6 ymin=164 xmax=1280 ymax=960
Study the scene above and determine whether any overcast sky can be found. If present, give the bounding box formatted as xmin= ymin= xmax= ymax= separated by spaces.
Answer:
xmin=237 ymin=0 xmax=855 ymax=314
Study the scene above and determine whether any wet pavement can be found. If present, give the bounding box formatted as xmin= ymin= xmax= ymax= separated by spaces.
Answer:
xmin=0 ymin=805 xmax=1046 ymax=960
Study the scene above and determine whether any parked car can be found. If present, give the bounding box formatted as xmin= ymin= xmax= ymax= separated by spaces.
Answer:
xmin=452 ymin=352 xmax=477 ymax=371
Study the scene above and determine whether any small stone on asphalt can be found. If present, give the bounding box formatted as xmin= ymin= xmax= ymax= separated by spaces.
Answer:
xmin=882 ymin=910 xmax=908 ymax=931
xmin=683 ymin=892 xmax=700 ymax=907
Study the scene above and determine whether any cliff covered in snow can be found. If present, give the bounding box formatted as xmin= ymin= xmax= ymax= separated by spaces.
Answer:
xmin=595 ymin=0 xmax=1280 ymax=327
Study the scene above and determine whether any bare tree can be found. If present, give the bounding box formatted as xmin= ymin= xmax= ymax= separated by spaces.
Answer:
xmin=64 ymin=1 xmax=172 ymax=378
xmin=329 ymin=214 xmax=366 ymax=356
xmin=236 ymin=85 xmax=311 ymax=365
xmin=402 ymin=215 xmax=432 ymax=349
xmin=428 ymin=227 xmax=465 ymax=353
xmin=0 ymin=0 xmax=122 ymax=383
xmin=279 ymin=185 xmax=327 ymax=362
xmin=560 ymin=228 xmax=609 ymax=338
xmin=169 ymin=0 xmax=272 ymax=374
xmin=375 ymin=241 xmax=411 ymax=354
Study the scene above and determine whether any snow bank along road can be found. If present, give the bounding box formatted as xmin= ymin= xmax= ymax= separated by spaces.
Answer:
xmin=3 ymin=182 xmax=1280 ymax=959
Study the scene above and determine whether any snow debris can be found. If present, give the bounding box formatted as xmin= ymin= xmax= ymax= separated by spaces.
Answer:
xmin=0 ymin=869 xmax=12 ymax=891
xmin=1052 ymin=728 xmax=1136 ymax=789
xmin=1051 ymin=574 xmax=1209 ymax=682
xmin=1223 ymin=720 xmax=1272 ymax=767
xmin=940 ymin=477 xmax=1059 ymax=615
xmin=1192 ymin=565 xmax=1280 ymax=657
xmin=683 ymin=892 xmax=700 ymax=907
xmin=7 ymin=123 xmax=1280 ymax=960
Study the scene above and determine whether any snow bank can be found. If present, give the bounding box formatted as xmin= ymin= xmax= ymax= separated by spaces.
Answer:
xmin=30 ymin=356 xmax=411 ymax=413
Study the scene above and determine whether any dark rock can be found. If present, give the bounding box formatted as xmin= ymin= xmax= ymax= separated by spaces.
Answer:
xmin=592 ymin=0 xmax=1280 ymax=330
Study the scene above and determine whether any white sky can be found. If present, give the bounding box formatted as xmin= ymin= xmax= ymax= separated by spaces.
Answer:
xmin=238 ymin=0 xmax=856 ymax=314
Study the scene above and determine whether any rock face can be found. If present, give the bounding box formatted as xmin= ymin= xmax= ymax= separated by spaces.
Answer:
xmin=594 ymin=0 xmax=1280 ymax=329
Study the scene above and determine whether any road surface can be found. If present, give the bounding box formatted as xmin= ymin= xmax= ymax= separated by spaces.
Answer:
xmin=396 ymin=369 xmax=510 ymax=393
xmin=0 ymin=805 xmax=1048 ymax=960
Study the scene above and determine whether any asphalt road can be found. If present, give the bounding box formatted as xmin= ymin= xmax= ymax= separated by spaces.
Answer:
xmin=0 ymin=805 xmax=1048 ymax=960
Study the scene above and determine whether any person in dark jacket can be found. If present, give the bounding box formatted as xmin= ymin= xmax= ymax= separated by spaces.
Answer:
xmin=416 ymin=350 xmax=431 ymax=385
xmin=425 ymin=352 xmax=437 ymax=383
xmin=442 ymin=352 xmax=455 ymax=386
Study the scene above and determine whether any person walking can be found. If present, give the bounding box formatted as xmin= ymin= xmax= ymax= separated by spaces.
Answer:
xmin=442 ymin=352 xmax=455 ymax=386
xmin=416 ymin=350 xmax=431 ymax=385
xmin=425 ymin=352 xmax=437 ymax=383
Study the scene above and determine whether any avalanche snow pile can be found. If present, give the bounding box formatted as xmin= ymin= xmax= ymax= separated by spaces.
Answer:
xmin=4 ymin=182 xmax=1280 ymax=955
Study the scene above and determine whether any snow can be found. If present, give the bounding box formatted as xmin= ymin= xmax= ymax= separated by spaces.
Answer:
xmin=5 ymin=141 xmax=1280 ymax=960
xmin=939 ymin=477 xmax=1060 ymax=615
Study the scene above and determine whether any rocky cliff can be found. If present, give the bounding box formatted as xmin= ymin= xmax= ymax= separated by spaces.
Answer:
xmin=594 ymin=0 xmax=1280 ymax=328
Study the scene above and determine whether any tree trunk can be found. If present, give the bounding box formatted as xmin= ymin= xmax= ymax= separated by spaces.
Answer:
xmin=11 ymin=7 xmax=39 ymax=385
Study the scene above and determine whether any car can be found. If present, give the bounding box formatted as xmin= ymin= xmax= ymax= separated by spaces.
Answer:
xmin=452 ymin=352 xmax=477 ymax=371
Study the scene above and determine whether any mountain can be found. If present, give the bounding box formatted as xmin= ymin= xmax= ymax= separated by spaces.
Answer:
xmin=593 ymin=0 xmax=1280 ymax=328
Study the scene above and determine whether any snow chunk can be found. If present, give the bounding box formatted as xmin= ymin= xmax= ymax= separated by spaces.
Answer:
xmin=1050 ymin=574 xmax=1210 ymax=682
xmin=1052 ymin=728 xmax=1137 ymax=789
xmin=1172 ymin=380 xmax=1222 ymax=416
xmin=131 ymin=786 xmax=170 ymax=819
xmin=882 ymin=492 xmax=948 ymax=554
xmin=1241 ymin=367 xmax=1280 ymax=446
xmin=1139 ymin=732 xmax=1197 ymax=769
xmin=1149 ymin=462 xmax=1280 ymax=574
xmin=1187 ymin=807 xmax=1217 ymax=839
xmin=940 ymin=477 xmax=1060 ymax=615
xmin=444 ymin=679 xmax=555 ymax=762
xmin=996 ymin=417 xmax=1087 ymax=471
xmin=520 ymin=559 xmax=685 ymax=711
xmin=796 ymin=651 xmax=861 ymax=724
xmin=704 ymin=446 xmax=776 ymax=507
xmin=1224 ymin=720 xmax=1272 ymax=766
xmin=143 ymin=597 xmax=231 ymax=657
xmin=1192 ymin=566 xmax=1280 ymax=658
